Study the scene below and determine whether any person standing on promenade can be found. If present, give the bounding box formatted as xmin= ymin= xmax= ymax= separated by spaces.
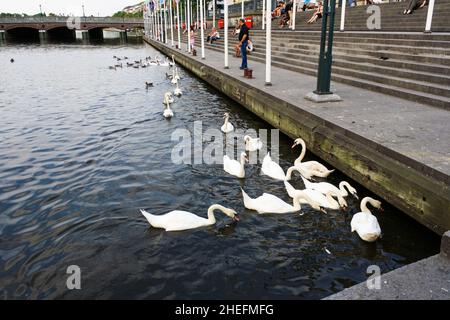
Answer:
xmin=237 ymin=18 xmax=250 ymax=70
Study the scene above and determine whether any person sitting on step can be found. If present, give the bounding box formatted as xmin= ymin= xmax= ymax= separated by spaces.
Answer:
xmin=279 ymin=1 xmax=293 ymax=28
xmin=403 ymin=0 xmax=428 ymax=15
xmin=272 ymin=1 xmax=285 ymax=19
xmin=206 ymin=27 xmax=220 ymax=44
xmin=307 ymin=1 xmax=323 ymax=24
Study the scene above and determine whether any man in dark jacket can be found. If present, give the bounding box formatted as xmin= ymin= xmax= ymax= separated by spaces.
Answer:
xmin=237 ymin=18 xmax=249 ymax=70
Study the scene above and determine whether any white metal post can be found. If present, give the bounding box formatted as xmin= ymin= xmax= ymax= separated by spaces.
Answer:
xmin=200 ymin=0 xmax=205 ymax=58
xmin=169 ymin=0 xmax=174 ymax=45
xmin=242 ymin=0 xmax=244 ymax=19
xmin=265 ymin=0 xmax=271 ymax=85
xmin=177 ymin=0 xmax=181 ymax=48
xmin=213 ymin=0 xmax=216 ymax=27
xmin=292 ymin=0 xmax=296 ymax=30
xmin=425 ymin=0 xmax=435 ymax=33
xmin=187 ymin=0 xmax=191 ymax=52
xmin=224 ymin=0 xmax=229 ymax=68
xmin=196 ymin=0 xmax=199 ymax=28
xmin=203 ymin=0 xmax=206 ymax=30
xmin=164 ymin=0 xmax=168 ymax=43
xmin=160 ymin=7 xmax=163 ymax=41
xmin=262 ymin=0 xmax=265 ymax=30
xmin=340 ymin=0 xmax=346 ymax=31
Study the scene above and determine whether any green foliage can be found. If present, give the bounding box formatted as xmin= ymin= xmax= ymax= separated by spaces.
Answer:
xmin=112 ymin=10 xmax=143 ymax=18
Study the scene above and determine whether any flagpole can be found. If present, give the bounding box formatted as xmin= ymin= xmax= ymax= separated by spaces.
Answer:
xmin=200 ymin=0 xmax=205 ymax=58
xmin=224 ymin=0 xmax=228 ymax=68
xmin=177 ymin=0 xmax=181 ymax=49
xmin=169 ymin=0 xmax=174 ymax=46
xmin=187 ymin=0 xmax=191 ymax=52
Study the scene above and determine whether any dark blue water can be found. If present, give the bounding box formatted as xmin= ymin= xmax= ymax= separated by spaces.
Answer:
xmin=0 ymin=40 xmax=440 ymax=299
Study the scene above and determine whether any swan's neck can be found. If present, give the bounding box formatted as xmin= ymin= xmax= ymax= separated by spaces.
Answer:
xmin=207 ymin=204 xmax=227 ymax=224
xmin=360 ymin=198 xmax=373 ymax=214
xmin=294 ymin=140 xmax=306 ymax=165
xmin=224 ymin=116 xmax=229 ymax=127
xmin=292 ymin=195 xmax=303 ymax=210
xmin=285 ymin=167 xmax=297 ymax=180
xmin=339 ymin=182 xmax=349 ymax=196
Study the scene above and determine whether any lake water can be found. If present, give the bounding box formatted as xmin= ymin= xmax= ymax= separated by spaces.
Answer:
xmin=0 ymin=39 xmax=440 ymax=299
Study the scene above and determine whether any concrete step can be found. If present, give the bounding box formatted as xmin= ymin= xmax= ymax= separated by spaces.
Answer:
xmin=192 ymin=41 xmax=450 ymax=108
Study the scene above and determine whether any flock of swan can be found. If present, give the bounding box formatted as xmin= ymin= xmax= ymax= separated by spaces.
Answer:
xmin=140 ymin=56 xmax=384 ymax=243
xmin=109 ymin=55 xmax=174 ymax=70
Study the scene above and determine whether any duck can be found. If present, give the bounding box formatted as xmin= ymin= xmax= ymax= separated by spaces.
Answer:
xmin=284 ymin=181 xmax=347 ymax=210
xmin=149 ymin=59 xmax=158 ymax=66
xmin=242 ymin=188 xmax=324 ymax=214
xmin=133 ymin=65 xmax=140 ymax=69
xmin=114 ymin=63 xmax=123 ymax=68
xmin=165 ymin=72 xmax=173 ymax=79
xmin=145 ymin=82 xmax=153 ymax=89
xmin=244 ymin=135 xmax=262 ymax=152
xmin=292 ymin=138 xmax=334 ymax=178
xmin=223 ymin=152 xmax=248 ymax=178
xmin=351 ymin=197 xmax=383 ymax=242
xmin=108 ymin=66 xmax=116 ymax=70
xmin=10 ymin=58 xmax=14 ymax=63
xmin=301 ymin=176 xmax=359 ymax=199
xmin=221 ymin=113 xmax=234 ymax=133
xmin=140 ymin=204 xmax=239 ymax=231
xmin=173 ymin=81 xmax=182 ymax=96
xmin=126 ymin=62 xmax=134 ymax=67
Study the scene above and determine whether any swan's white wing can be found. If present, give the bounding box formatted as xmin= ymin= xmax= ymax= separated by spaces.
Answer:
xmin=262 ymin=154 xmax=285 ymax=180
xmin=351 ymin=212 xmax=381 ymax=241
xmin=156 ymin=210 xmax=210 ymax=231
xmin=254 ymin=193 xmax=295 ymax=214
xmin=221 ymin=122 xmax=234 ymax=133
xmin=223 ymin=156 xmax=242 ymax=176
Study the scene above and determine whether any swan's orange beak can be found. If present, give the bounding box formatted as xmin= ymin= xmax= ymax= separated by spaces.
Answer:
xmin=233 ymin=215 xmax=240 ymax=222
xmin=379 ymin=206 xmax=384 ymax=212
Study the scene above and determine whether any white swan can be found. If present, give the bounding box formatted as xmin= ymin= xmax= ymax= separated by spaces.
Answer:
xmin=221 ymin=113 xmax=234 ymax=133
xmin=171 ymin=73 xmax=178 ymax=85
xmin=292 ymin=138 xmax=334 ymax=178
xmin=244 ymin=135 xmax=262 ymax=152
xmin=174 ymin=67 xmax=181 ymax=81
xmin=242 ymin=188 xmax=324 ymax=214
xmin=284 ymin=181 xmax=347 ymax=211
xmin=351 ymin=197 xmax=383 ymax=242
xmin=163 ymin=101 xmax=174 ymax=118
xmin=159 ymin=57 xmax=170 ymax=67
xmin=163 ymin=92 xmax=174 ymax=104
xmin=173 ymin=81 xmax=182 ymax=96
xmin=261 ymin=153 xmax=285 ymax=180
xmin=223 ymin=152 xmax=248 ymax=178
xmin=301 ymin=176 xmax=358 ymax=199
xmin=140 ymin=204 xmax=239 ymax=231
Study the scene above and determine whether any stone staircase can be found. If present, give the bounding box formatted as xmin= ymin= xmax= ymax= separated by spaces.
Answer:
xmin=254 ymin=0 xmax=450 ymax=32
xmin=175 ymin=25 xmax=450 ymax=109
